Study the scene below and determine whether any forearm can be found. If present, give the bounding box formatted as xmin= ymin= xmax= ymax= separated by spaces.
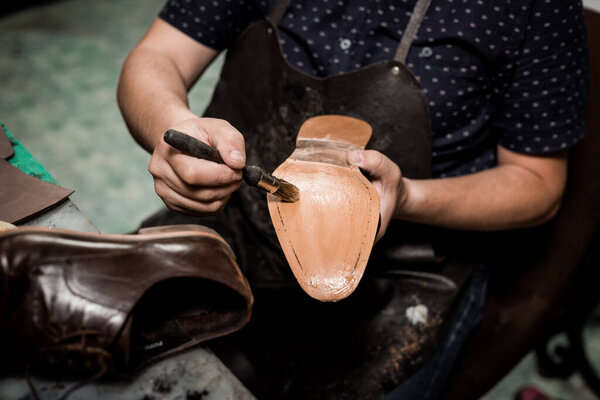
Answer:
xmin=398 ymin=162 xmax=565 ymax=231
xmin=117 ymin=19 xmax=244 ymax=216
xmin=117 ymin=47 xmax=196 ymax=152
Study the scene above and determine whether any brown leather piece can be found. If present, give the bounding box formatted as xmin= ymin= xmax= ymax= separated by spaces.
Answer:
xmin=0 ymin=159 xmax=73 ymax=224
xmin=1 ymin=129 xmax=73 ymax=224
xmin=0 ymin=130 xmax=14 ymax=159
xmin=267 ymin=116 xmax=379 ymax=301
xmin=0 ymin=225 xmax=253 ymax=375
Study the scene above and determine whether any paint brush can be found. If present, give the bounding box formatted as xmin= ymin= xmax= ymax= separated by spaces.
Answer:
xmin=164 ymin=129 xmax=300 ymax=202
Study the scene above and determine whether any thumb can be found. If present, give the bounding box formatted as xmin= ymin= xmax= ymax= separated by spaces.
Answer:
xmin=347 ymin=150 xmax=392 ymax=180
xmin=200 ymin=118 xmax=246 ymax=169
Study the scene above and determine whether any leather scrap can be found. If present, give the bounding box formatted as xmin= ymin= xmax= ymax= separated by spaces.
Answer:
xmin=0 ymin=129 xmax=14 ymax=159
xmin=0 ymin=159 xmax=73 ymax=224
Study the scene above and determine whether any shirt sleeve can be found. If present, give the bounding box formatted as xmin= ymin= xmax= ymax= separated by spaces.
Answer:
xmin=159 ymin=0 xmax=267 ymax=51
xmin=490 ymin=0 xmax=589 ymax=154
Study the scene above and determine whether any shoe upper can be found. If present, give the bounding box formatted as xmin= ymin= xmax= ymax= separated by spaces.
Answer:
xmin=0 ymin=225 xmax=253 ymax=375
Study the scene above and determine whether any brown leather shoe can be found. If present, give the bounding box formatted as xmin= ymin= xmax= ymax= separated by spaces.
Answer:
xmin=0 ymin=224 xmax=253 ymax=376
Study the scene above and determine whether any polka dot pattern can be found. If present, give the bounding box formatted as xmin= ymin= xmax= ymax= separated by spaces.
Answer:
xmin=160 ymin=0 xmax=589 ymax=178
xmin=160 ymin=0 xmax=267 ymax=49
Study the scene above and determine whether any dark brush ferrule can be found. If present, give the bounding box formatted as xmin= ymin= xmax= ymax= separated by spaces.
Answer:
xmin=243 ymin=165 xmax=280 ymax=194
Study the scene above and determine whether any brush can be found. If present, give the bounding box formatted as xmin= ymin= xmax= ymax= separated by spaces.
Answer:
xmin=164 ymin=129 xmax=300 ymax=202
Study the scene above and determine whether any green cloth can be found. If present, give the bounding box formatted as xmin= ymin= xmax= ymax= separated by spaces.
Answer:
xmin=1 ymin=122 xmax=58 ymax=185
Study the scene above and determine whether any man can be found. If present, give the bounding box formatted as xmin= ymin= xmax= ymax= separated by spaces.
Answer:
xmin=117 ymin=0 xmax=588 ymax=398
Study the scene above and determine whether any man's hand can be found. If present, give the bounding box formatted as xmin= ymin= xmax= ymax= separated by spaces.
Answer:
xmin=348 ymin=144 xmax=567 ymax=239
xmin=117 ymin=18 xmax=245 ymax=216
xmin=349 ymin=145 xmax=567 ymax=236
xmin=348 ymin=150 xmax=406 ymax=241
xmin=149 ymin=117 xmax=246 ymax=215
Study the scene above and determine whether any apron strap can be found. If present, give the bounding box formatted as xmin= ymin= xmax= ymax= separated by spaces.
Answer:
xmin=267 ymin=0 xmax=292 ymax=26
xmin=394 ymin=0 xmax=433 ymax=64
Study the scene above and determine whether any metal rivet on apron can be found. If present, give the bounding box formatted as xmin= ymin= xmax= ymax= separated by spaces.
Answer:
xmin=267 ymin=27 xmax=273 ymax=34
xmin=340 ymin=38 xmax=352 ymax=50
xmin=391 ymin=66 xmax=401 ymax=76
xmin=419 ymin=47 xmax=433 ymax=58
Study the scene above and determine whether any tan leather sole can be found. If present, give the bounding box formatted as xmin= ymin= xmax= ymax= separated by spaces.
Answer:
xmin=267 ymin=115 xmax=379 ymax=302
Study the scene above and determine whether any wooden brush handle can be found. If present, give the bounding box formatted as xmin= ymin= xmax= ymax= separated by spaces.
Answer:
xmin=163 ymin=128 xmax=298 ymax=201
xmin=164 ymin=129 xmax=224 ymax=164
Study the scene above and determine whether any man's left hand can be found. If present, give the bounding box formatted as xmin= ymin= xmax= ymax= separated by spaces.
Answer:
xmin=348 ymin=150 xmax=407 ymax=241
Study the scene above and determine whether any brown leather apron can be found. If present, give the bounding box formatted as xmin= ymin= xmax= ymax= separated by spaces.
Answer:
xmin=145 ymin=0 xmax=476 ymax=398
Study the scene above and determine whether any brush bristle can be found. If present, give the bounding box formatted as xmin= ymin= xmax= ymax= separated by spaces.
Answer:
xmin=274 ymin=179 xmax=300 ymax=202
xmin=243 ymin=165 xmax=299 ymax=202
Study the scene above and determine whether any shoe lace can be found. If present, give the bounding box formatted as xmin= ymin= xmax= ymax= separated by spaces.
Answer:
xmin=24 ymin=327 xmax=112 ymax=400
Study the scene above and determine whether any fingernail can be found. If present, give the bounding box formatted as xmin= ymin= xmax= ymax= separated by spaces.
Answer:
xmin=348 ymin=150 xmax=363 ymax=166
xmin=229 ymin=150 xmax=245 ymax=164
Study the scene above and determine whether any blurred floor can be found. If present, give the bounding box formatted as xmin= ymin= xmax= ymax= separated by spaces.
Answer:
xmin=0 ymin=0 xmax=223 ymax=234
xmin=0 ymin=0 xmax=598 ymax=399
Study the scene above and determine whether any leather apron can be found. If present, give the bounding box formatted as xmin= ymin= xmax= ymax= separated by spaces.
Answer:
xmin=144 ymin=0 xmax=477 ymax=398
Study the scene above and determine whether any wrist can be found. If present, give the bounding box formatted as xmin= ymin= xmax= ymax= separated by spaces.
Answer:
xmin=149 ymin=108 xmax=198 ymax=150
xmin=395 ymin=178 xmax=423 ymax=220
xmin=162 ymin=107 xmax=197 ymax=134
xmin=168 ymin=108 xmax=198 ymax=126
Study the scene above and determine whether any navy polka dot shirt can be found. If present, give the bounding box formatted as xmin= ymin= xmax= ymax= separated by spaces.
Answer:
xmin=160 ymin=0 xmax=589 ymax=177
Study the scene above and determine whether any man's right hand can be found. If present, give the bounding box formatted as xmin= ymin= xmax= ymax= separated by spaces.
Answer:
xmin=148 ymin=117 xmax=246 ymax=215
